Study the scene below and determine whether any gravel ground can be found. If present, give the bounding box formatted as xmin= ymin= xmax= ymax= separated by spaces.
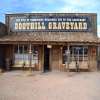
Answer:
xmin=0 ymin=71 xmax=100 ymax=100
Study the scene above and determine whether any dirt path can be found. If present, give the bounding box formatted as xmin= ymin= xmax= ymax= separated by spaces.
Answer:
xmin=0 ymin=71 xmax=100 ymax=100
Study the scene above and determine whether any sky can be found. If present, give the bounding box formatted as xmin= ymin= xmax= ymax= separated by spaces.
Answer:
xmin=0 ymin=0 xmax=100 ymax=37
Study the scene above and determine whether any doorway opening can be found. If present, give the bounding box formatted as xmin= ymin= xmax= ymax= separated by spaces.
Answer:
xmin=44 ymin=45 xmax=50 ymax=72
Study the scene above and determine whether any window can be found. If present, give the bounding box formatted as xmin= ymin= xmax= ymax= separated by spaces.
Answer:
xmin=62 ymin=46 xmax=88 ymax=64
xmin=14 ymin=45 xmax=39 ymax=67
xmin=62 ymin=47 xmax=67 ymax=64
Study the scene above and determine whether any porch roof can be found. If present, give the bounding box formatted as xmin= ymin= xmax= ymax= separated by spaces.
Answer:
xmin=0 ymin=32 xmax=99 ymax=44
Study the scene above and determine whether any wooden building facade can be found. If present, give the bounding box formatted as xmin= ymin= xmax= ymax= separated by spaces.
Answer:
xmin=0 ymin=13 xmax=99 ymax=72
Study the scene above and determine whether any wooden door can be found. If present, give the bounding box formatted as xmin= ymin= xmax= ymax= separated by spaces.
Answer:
xmin=51 ymin=46 xmax=61 ymax=71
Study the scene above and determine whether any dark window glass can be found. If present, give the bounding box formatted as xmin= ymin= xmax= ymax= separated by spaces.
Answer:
xmin=62 ymin=46 xmax=88 ymax=64
xmin=14 ymin=45 xmax=39 ymax=66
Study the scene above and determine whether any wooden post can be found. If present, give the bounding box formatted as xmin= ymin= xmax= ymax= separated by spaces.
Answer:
xmin=18 ymin=44 xmax=20 ymax=54
xmin=60 ymin=46 xmax=63 ymax=71
xmin=66 ymin=45 xmax=70 ymax=73
xmin=29 ymin=43 xmax=32 ymax=72
xmin=42 ymin=45 xmax=44 ymax=72
xmin=49 ymin=46 xmax=52 ymax=71
xmin=22 ymin=45 xmax=25 ymax=70
xmin=83 ymin=47 xmax=84 ymax=61
xmin=78 ymin=48 xmax=79 ymax=64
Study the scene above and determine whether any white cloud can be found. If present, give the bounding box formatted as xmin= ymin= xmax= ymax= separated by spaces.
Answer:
xmin=58 ymin=0 xmax=100 ymax=13
xmin=59 ymin=6 xmax=82 ymax=13
xmin=63 ymin=0 xmax=98 ymax=7
xmin=31 ymin=11 xmax=57 ymax=13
